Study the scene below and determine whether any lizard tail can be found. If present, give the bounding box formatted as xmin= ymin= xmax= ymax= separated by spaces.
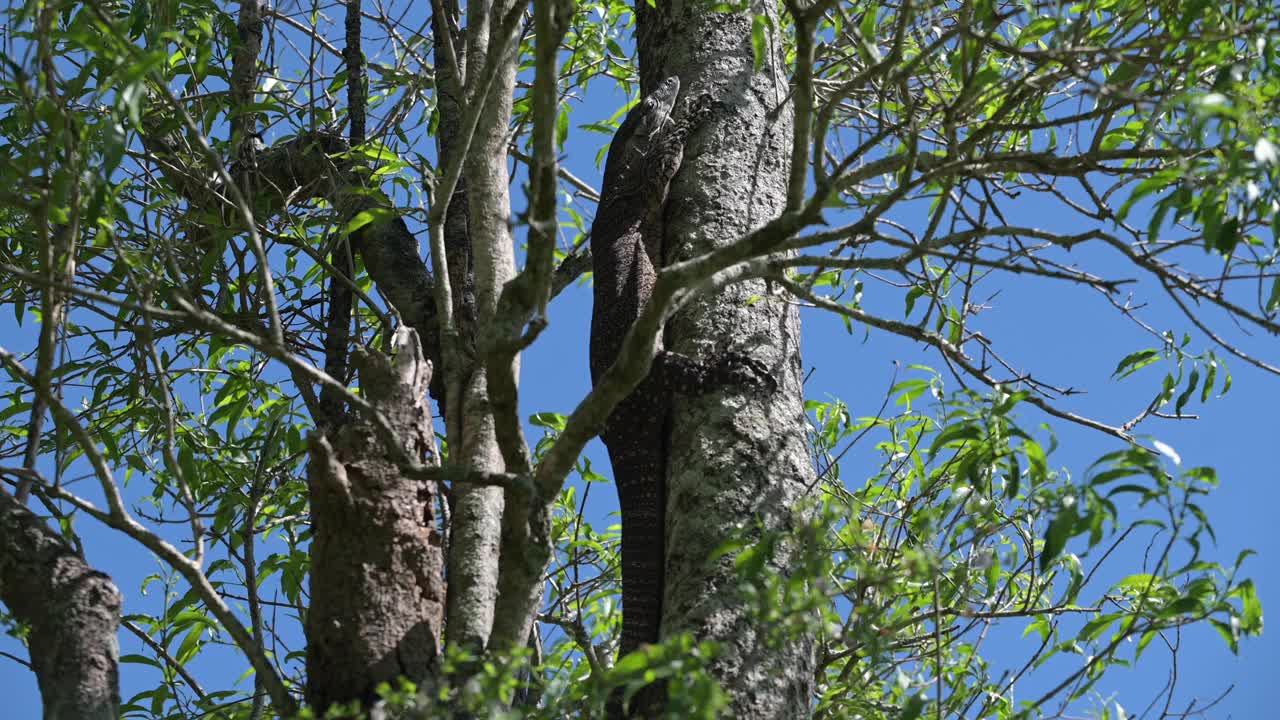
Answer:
xmin=611 ymin=455 xmax=665 ymax=659
xmin=606 ymin=447 xmax=669 ymax=719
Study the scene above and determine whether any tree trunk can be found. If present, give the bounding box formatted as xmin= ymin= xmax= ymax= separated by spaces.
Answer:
xmin=441 ymin=0 xmax=522 ymax=651
xmin=0 ymin=492 xmax=122 ymax=720
xmin=304 ymin=332 xmax=445 ymax=714
xmin=637 ymin=2 xmax=818 ymax=716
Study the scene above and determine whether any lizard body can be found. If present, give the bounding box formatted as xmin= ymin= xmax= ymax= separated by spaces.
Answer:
xmin=589 ymin=76 xmax=684 ymax=660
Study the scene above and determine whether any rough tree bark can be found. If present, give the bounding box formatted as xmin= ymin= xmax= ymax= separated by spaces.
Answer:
xmin=305 ymin=330 xmax=445 ymax=713
xmin=637 ymin=1 xmax=818 ymax=716
xmin=0 ymin=491 xmax=122 ymax=720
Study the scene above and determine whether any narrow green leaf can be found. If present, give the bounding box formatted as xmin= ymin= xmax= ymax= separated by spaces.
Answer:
xmin=1041 ymin=505 xmax=1077 ymax=571
xmin=860 ymin=6 xmax=877 ymax=41
xmin=1209 ymin=618 xmax=1240 ymax=654
xmin=1229 ymin=579 xmax=1263 ymax=634
xmin=1266 ymin=277 xmax=1280 ymax=314
xmin=174 ymin=627 xmax=204 ymax=665
xmin=750 ymin=15 xmax=767 ymax=73
xmin=898 ymin=692 xmax=926 ymax=720
xmin=1201 ymin=361 xmax=1217 ymax=403
xmin=1080 ymin=614 xmax=1117 ymax=642
xmin=1015 ymin=17 xmax=1058 ymax=46
xmin=1112 ymin=349 xmax=1160 ymax=378
xmin=1106 ymin=60 xmax=1144 ymax=88
xmin=1174 ymin=368 xmax=1199 ymax=414
xmin=556 ymin=107 xmax=569 ymax=148
xmin=1212 ymin=217 xmax=1241 ymax=255
xmin=344 ymin=207 xmax=395 ymax=234
xmin=928 ymin=422 xmax=982 ymax=458
xmin=904 ymin=286 xmax=925 ymax=317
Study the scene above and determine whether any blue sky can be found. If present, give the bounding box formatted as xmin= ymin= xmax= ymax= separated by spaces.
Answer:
xmin=2 ymin=12 xmax=1276 ymax=719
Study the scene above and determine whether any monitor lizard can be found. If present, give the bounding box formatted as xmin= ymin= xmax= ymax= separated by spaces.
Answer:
xmin=589 ymin=77 xmax=773 ymax=675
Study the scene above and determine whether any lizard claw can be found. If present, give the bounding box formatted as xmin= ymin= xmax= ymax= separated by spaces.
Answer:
xmin=713 ymin=351 xmax=778 ymax=394
xmin=684 ymin=92 xmax=714 ymax=116
xmin=673 ymin=92 xmax=717 ymax=139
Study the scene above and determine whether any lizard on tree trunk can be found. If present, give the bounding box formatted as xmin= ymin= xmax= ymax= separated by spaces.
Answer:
xmin=589 ymin=77 xmax=772 ymax=684
xmin=590 ymin=76 xmax=684 ymax=666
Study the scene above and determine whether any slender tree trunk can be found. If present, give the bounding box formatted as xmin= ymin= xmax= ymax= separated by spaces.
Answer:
xmin=0 ymin=492 xmax=122 ymax=720
xmin=637 ymin=2 xmax=818 ymax=716
xmin=442 ymin=0 xmax=521 ymax=651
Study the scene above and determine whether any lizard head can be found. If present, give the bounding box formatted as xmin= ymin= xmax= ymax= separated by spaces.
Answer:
xmin=603 ymin=76 xmax=682 ymax=193
xmin=631 ymin=76 xmax=680 ymax=142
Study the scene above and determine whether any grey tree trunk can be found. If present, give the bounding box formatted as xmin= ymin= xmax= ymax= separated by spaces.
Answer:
xmin=442 ymin=0 xmax=521 ymax=651
xmin=0 ymin=492 xmax=122 ymax=720
xmin=637 ymin=2 xmax=818 ymax=716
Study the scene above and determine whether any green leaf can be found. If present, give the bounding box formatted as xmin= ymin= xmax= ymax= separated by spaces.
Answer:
xmin=898 ymin=692 xmax=926 ymax=720
xmin=1201 ymin=360 xmax=1217 ymax=403
xmin=1090 ymin=467 xmax=1140 ymax=486
xmin=1015 ymin=17 xmax=1058 ymax=46
xmin=1023 ymin=615 xmax=1051 ymax=641
xmin=1005 ymin=454 xmax=1021 ymax=500
xmin=1115 ymin=573 xmax=1159 ymax=594
xmin=733 ymin=544 xmax=767 ymax=577
xmin=890 ymin=378 xmax=930 ymax=406
xmin=353 ymin=143 xmax=399 ymax=163
xmin=1174 ymin=368 xmax=1199 ymax=415
xmin=860 ymin=7 xmax=877 ymax=41
xmin=750 ymin=15 xmax=767 ymax=73
xmin=529 ymin=412 xmax=566 ymax=431
xmin=1041 ymin=504 xmax=1077 ymax=571
xmin=610 ymin=647 xmax=654 ymax=678
xmin=1135 ymin=629 xmax=1158 ymax=659
xmin=1080 ymin=614 xmax=1117 ymax=642
xmin=1106 ymin=60 xmax=1144 ymax=88
xmin=174 ymin=626 xmax=204 ymax=665
xmin=120 ymin=654 xmax=160 ymax=667
xmin=1112 ymin=349 xmax=1160 ymax=379
xmin=1118 ymin=169 xmax=1178 ymax=221
xmin=904 ymin=286 xmax=926 ymax=317
xmin=1211 ymin=216 xmax=1241 ymax=255
xmin=1209 ymin=618 xmax=1240 ymax=654
xmin=1229 ymin=579 xmax=1263 ymax=634
xmin=556 ymin=106 xmax=569 ymax=148
xmin=1024 ymin=439 xmax=1048 ymax=485
xmin=344 ymin=207 xmax=396 ymax=234
xmin=928 ymin=423 xmax=982 ymax=458
xmin=978 ymin=545 xmax=1000 ymax=585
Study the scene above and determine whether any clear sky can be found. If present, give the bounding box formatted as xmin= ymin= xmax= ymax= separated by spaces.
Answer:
xmin=1 ymin=20 xmax=1274 ymax=720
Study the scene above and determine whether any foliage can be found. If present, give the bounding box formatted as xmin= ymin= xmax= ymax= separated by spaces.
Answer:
xmin=748 ymin=375 xmax=1261 ymax=719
